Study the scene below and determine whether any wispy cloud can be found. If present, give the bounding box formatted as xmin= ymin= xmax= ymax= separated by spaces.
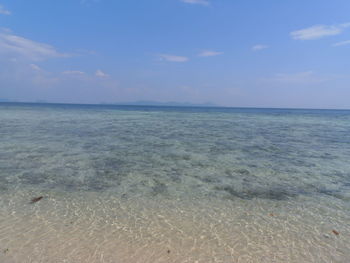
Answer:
xmin=95 ymin=69 xmax=109 ymax=78
xmin=290 ymin=23 xmax=350 ymax=40
xmin=80 ymin=0 xmax=100 ymax=5
xmin=268 ymin=71 xmax=327 ymax=83
xmin=0 ymin=30 xmax=70 ymax=60
xmin=180 ymin=0 xmax=209 ymax=6
xmin=252 ymin=45 xmax=269 ymax=51
xmin=75 ymin=49 xmax=97 ymax=55
xmin=333 ymin=40 xmax=350 ymax=47
xmin=0 ymin=59 xmax=121 ymax=104
xmin=198 ymin=50 xmax=223 ymax=57
xmin=158 ymin=54 xmax=189 ymax=62
xmin=62 ymin=70 xmax=86 ymax=75
xmin=0 ymin=5 xmax=11 ymax=15
xmin=29 ymin=64 xmax=42 ymax=71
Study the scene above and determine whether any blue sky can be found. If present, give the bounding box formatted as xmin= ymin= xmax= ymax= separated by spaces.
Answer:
xmin=0 ymin=0 xmax=350 ymax=108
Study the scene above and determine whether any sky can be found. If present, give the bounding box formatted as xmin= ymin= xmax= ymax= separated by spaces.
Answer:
xmin=0 ymin=0 xmax=350 ymax=108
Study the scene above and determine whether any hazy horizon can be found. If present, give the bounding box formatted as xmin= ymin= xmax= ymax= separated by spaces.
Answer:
xmin=2 ymin=100 xmax=350 ymax=111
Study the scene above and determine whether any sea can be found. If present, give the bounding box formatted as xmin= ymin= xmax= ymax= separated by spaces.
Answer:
xmin=0 ymin=102 xmax=349 ymax=263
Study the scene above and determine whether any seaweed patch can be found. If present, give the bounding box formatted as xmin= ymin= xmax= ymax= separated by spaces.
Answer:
xmin=30 ymin=196 xmax=43 ymax=204
xmin=332 ymin=230 xmax=339 ymax=236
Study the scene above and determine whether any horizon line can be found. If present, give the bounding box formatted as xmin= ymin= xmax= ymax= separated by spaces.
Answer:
xmin=0 ymin=101 xmax=349 ymax=111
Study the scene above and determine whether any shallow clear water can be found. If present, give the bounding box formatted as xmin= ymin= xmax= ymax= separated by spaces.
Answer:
xmin=0 ymin=103 xmax=349 ymax=262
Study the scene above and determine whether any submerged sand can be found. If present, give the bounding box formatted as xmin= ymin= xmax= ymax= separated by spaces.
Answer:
xmin=0 ymin=189 xmax=349 ymax=263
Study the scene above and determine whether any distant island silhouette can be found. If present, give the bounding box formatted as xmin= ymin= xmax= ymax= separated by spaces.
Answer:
xmin=103 ymin=101 xmax=217 ymax=107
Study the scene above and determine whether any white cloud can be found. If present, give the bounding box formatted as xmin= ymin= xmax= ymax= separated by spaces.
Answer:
xmin=180 ymin=0 xmax=209 ymax=6
xmin=158 ymin=54 xmax=189 ymax=62
xmin=333 ymin=40 xmax=350 ymax=47
xmin=0 ymin=30 xmax=70 ymax=60
xmin=198 ymin=50 xmax=223 ymax=57
xmin=0 ymin=5 xmax=11 ymax=15
xmin=252 ymin=45 xmax=269 ymax=51
xmin=95 ymin=69 xmax=109 ymax=78
xmin=29 ymin=64 xmax=42 ymax=71
xmin=290 ymin=23 xmax=350 ymax=40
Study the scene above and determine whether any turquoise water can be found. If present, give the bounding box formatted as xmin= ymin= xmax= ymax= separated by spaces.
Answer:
xmin=0 ymin=103 xmax=349 ymax=262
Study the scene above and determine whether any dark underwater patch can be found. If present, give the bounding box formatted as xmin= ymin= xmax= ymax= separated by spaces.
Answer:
xmin=201 ymin=176 xmax=221 ymax=184
xmin=317 ymin=188 xmax=348 ymax=200
xmin=19 ymin=172 xmax=50 ymax=185
xmin=86 ymin=177 xmax=111 ymax=191
xmin=215 ymin=185 xmax=297 ymax=200
xmin=152 ymin=179 xmax=168 ymax=196
xmin=234 ymin=169 xmax=251 ymax=176
xmin=168 ymin=170 xmax=182 ymax=183
xmin=92 ymin=157 xmax=127 ymax=172
xmin=0 ymin=177 xmax=9 ymax=191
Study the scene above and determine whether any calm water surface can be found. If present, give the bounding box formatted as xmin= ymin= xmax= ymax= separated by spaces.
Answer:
xmin=0 ymin=103 xmax=349 ymax=262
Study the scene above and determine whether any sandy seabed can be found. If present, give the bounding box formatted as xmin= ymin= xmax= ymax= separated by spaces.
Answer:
xmin=0 ymin=189 xmax=349 ymax=263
